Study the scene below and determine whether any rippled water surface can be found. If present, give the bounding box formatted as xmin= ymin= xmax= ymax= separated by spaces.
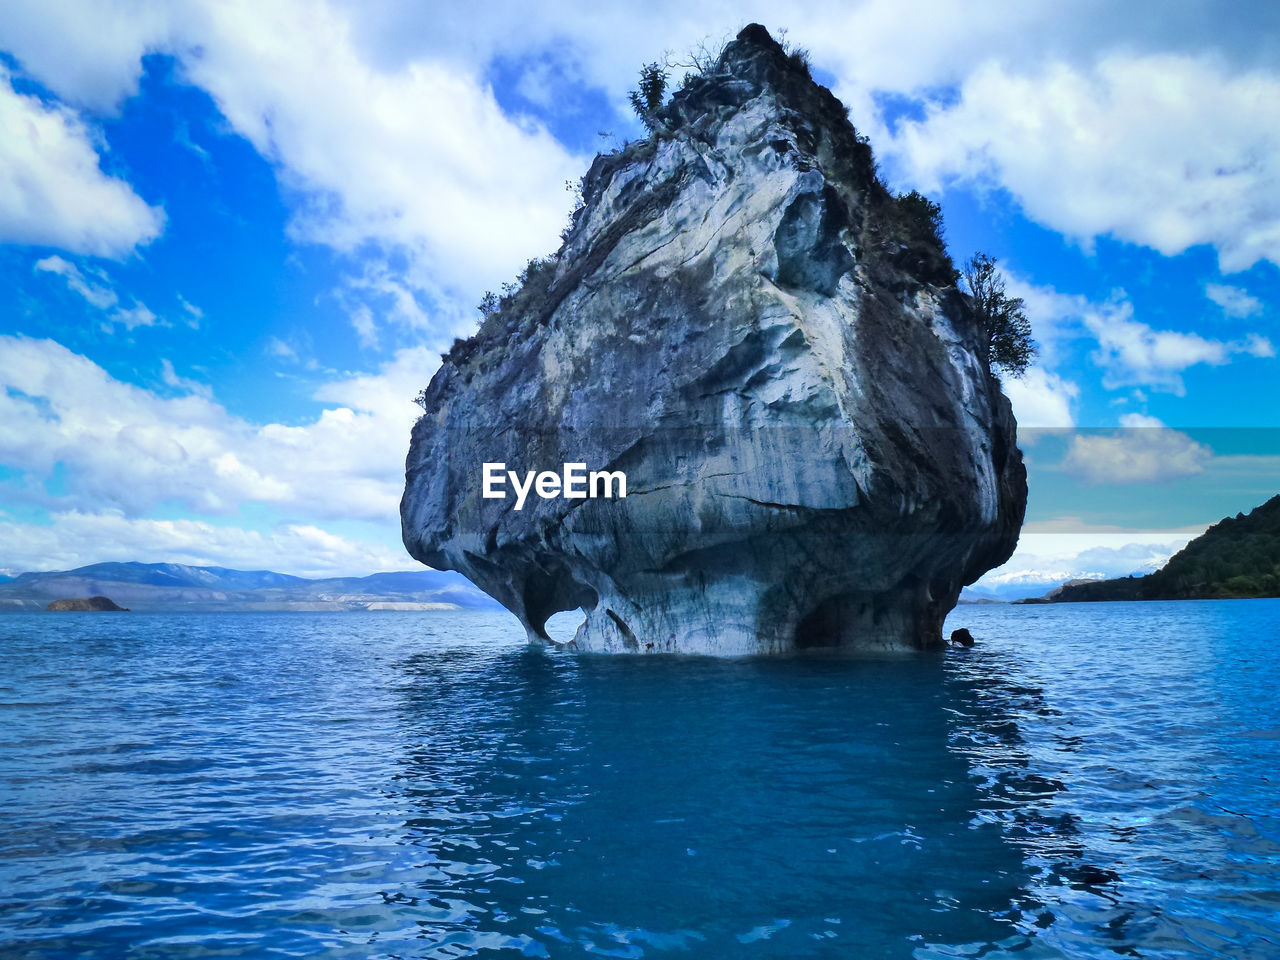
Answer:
xmin=2 ymin=602 xmax=1279 ymax=958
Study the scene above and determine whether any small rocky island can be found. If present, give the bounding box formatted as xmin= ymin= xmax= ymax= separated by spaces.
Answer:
xmin=47 ymin=596 xmax=128 ymax=612
xmin=402 ymin=25 xmax=1026 ymax=653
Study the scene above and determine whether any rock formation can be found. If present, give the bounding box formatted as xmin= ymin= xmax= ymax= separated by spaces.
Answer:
xmin=402 ymin=24 xmax=1026 ymax=654
xmin=46 ymin=596 xmax=128 ymax=611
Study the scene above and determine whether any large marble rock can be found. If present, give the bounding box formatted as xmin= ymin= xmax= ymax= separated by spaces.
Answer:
xmin=402 ymin=24 xmax=1026 ymax=654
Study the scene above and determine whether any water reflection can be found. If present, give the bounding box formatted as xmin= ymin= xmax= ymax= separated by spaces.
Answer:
xmin=946 ymin=603 xmax=1280 ymax=959
xmin=386 ymin=644 xmax=1085 ymax=958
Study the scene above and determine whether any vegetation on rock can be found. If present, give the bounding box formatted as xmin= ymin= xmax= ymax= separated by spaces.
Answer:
xmin=628 ymin=62 xmax=669 ymax=133
xmin=963 ymin=252 xmax=1037 ymax=378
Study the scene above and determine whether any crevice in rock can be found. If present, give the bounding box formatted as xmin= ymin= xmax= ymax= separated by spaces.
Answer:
xmin=605 ymin=609 xmax=639 ymax=651
xmin=772 ymin=185 xmax=854 ymax=296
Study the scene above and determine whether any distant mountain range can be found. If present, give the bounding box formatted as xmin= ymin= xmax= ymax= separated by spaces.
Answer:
xmin=960 ymin=579 xmax=1088 ymax=603
xmin=0 ymin=562 xmax=502 ymax=612
xmin=12 ymin=501 xmax=1272 ymax=616
xmin=1020 ymin=494 xmax=1280 ymax=603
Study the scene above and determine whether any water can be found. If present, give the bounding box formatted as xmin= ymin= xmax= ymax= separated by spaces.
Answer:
xmin=1 ymin=602 xmax=1278 ymax=959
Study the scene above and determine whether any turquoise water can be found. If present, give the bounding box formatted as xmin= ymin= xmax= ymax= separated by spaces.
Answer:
xmin=1 ymin=602 xmax=1278 ymax=958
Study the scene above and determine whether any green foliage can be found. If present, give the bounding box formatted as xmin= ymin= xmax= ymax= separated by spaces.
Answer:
xmin=778 ymin=35 xmax=812 ymax=79
xmin=516 ymin=256 xmax=556 ymax=292
xmin=434 ymin=256 xmax=561 ymax=376
xmin=628 ymin=62 xmax=668 ymax=133
xmin=499 ymin=256 xmax=553 ymax=300
xmin=896 ymin=190 xmax=945 ymax=245
xmin=890 ymin=189 xmax=959 ymax=284
xmin=963 ymin=252 xmax=1037 ymax=379
xmin=1154 ymin=499 xmax=1280 ymax=597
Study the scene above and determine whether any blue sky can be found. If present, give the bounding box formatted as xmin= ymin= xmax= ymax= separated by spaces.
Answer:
xmin=0 ymin=0 xmax=1277 ymax=589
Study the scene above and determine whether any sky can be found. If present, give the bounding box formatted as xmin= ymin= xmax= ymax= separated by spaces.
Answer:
xmin=0 ymin=0 xmax=1277 ymax=589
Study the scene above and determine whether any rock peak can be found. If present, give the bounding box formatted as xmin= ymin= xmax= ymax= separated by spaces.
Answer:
xmin=719 ymin=22 xmax=791 ymax=78
xmin=735 ymin=22 xmax=776 ymax=46
xmin=719 ymin=22 xmax=805 ymax=79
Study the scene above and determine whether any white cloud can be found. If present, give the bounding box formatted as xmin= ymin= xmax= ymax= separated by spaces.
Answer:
xmin=177 ymin=294 xmax=203 ymax=327
xmin=34 ymin=254 xmax=161 ymax=330
xmin=886 ymin=54 xmax=1280 ymax=272
xmin=0 ymin=1 xmax=170 ymax=111
xmin=1205 ymin=282 xmax=1264 ymax=318
xmin=1003 ymin=367 xmax=1078 ymax=430
xmin=3 ymin=0 xmax=588 ymax=340
xmin=34 ymin=255 xmax=117 ymax=308
xmin=336 ymin=0 xmax=1277 ymax=126
xmin=990 ymin=279 xmax=1079 ymax=438
xmin=1243 ymin=333 xmax=1276 ymax=358
xmin=342 ymin=260 xmax=436 ymax=332
xmin=160 ymin=358 xmax=212 ymax=398
xmin=1060 ymin=414 xmax=1212 ymax=484
xmin=1001 ymin=276 xmax=1090 ymax=368
xmin=265 ymin=336 xmax=298 ymax=360
xmin=1013 ymin=276 xmax=1274 ymax=396
xmin=4 ymin=1 xmax=1278 ymax=309
xmin=350 ymin=305 xmax=379 ymax=349
xmin=0 ymin=68 xmax=163 ymax=257
xmin=110 ymin=303 xmax=159 ymax=330
xmin=1003 ymin=277 xmax=1272 ymax=401
xmin=178 ymin=1 xmax=585 ymax=310
xmin=314 ymin=346 xmax=438 ymax=415
xmin=1084 ymin=302 xmax=1271 ymax=394
xmin=0 ymin=335 xmax=435 ymax=523
xmin=0 ymin=511 xmax=406 ymax=578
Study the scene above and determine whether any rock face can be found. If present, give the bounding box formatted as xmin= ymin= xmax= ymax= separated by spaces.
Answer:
xmin=46 ymin=596 xmax=128 ymax=611
xmin=402 ymin=25 xmax=1026 ymax=654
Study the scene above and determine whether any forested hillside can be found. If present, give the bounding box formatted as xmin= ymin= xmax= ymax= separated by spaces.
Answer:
xmin=1024 ymin=495 xmax=1280 ymax=602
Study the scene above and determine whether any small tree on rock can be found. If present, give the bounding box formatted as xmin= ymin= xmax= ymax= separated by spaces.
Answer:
xmin=896 ymin=190 xmax=946 ymax=247
xmin=963 ymin=253 xmax=1036 ymax=379
xmin=628 ymin=62 xmax=669 ymax=134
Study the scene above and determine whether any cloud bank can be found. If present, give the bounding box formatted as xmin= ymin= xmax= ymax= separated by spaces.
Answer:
xmin=0 ymin=335 xmax=433 ymax=521
xmin=0 ymin=68 xmax=163 ymax=257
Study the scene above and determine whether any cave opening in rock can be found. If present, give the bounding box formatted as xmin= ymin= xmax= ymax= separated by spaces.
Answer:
xmin=522 ymin=563 xmax=598 ymax=644
xmin=544 ymin=609 xmax=590 ymax=645
xmin=793 ymin=594 xmax=869 ymax=650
